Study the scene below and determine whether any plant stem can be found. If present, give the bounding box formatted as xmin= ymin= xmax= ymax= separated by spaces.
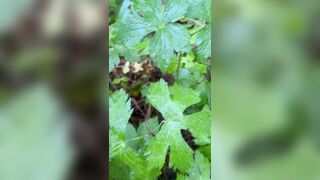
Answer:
xmin=176 ymin=52 xmax=181 ymax=82
xmin=145 ymin=104 xmax=153 ymax=136
xmin=132 ymin=98 xmax=146 ymax=117
xmin=120 ymin=121 xmax=165 ymax=145
xmin=190 ymin=23 xmax=207 ymax=36
xmin=163 ymin=168 xmax=168 ymax=180
xmin=125 ymin=135 xmax=148 ymax=143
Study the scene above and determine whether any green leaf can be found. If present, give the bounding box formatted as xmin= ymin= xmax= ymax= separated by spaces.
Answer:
xmin=115 ymin=11 xmax=151 ymax=47
xmin=185 ymin=106 xmax=211 ymax=145
xmin=142 ymin=80 xmax=183 ymax=122
xmin=163 ymin=0 xmax=189 ymax=22
xmin=166 ymin=56 xmax=179 ymax=73
xmin=132 ymin=0 xmax=189 ymax=25
xmin=117 ymin=0 xmax=131 ymax=21
xmin=119 ymin=0 xmax=191 ymax=67
xmin=109 ymin=89 xmax=132 ymax=134
xmin=109 ymin=89 xmax=159 ymax=179
xmin=109 ymin=0 xmax=212 ymax=178
xmin=109 ymin=48 xmax=120 ymax=73
xmin=125 ymin=124 xmax=138 ymax=150
xmin=194 ymin=26 xmax=211 ymax=58
xmin=149 ymin=24 xmax=190 ymax=62
xmin=108 ymin=89 xmax=132 ymax=160
xmin=109 ymin=44 xmax=142 ymax=66
xmin=109 ymin=157 xmax=130 ymax=180
xmin=137 ymin=117 xmax=159 ymax=137
xmin=0 ymin=85 xmax=73 ymax=180
xmin=110 ymin=140 xmax=156 ymax=180
xmin=109 ymin=129 xmax=123 ymax=159
xmin=142 ymin=79 xmax=172 ymax=117
xmin=179 ymin=151 xmax=211 ymax=179
xmin=112 ymin=76 xmax=128 ymax=85
xmin=187 ymin=0 xmax=211 ymax=58
xmin=146 ymin=121 xmax=193 ymax=172
xmin=110 ymin=132 xmax=159 ymax=180
xmin=198 ymin=145 xmax=211 ymax=161
xmin=137 ymin=117 xmax=159 ymax=150
xmin=115 ymin=45 xmax=141 ymax=62
xmin=142 ymin=79 xmax=201 ymax=173
xmin=178 ymin=60 xmax=207 ymax=88
xmin=187 ymin=0 xmax=211 ymax=23
xmin=170 ymin=83 xmax=201 ymax=112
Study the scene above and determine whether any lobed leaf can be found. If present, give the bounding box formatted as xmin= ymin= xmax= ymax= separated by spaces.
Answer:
xmin=149 ymin=24 xmax=190 ymax=62
xmin=120 ymin=0 xmax=191 ymax=67
xmin=194 ymin=26 xmax=212 ymax=58
xmin=185 ymin=105 xmax=211 ymax=145
xmin=109 ymin=48 xmax=120 ymax=73
xmin=170 ymin=83 xmax=201 ymax=112
xmin=146 ymin=121 xmax=193 ymax=173
xmin=187 ymin=0 xmax=211 ymax=23
xmin=115 ymin=12 xmax=151 ymax=47
xmin=143 ymin=79 xmax=203 ymax=173
xmin=109 ymin=89 xmax=132 ymax=134
xmin=187 ymin=0 xmax=212 ymax=58
xmin=177 ymin=151 xmax=211 ymax=179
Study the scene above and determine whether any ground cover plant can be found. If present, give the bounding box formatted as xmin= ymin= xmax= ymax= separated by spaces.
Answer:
xmin=109 ymin=0 xmax=211 ymax=179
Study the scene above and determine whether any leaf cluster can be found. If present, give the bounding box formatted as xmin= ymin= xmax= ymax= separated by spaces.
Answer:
xmin=109 ymin=0 xmax=211 ymax=179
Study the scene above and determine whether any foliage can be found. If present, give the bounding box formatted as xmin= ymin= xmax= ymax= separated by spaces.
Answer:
xmin=109 ymin=0 xmax=211 ymax=179
xmin=0 ymin=85 xmax=73 ymax=180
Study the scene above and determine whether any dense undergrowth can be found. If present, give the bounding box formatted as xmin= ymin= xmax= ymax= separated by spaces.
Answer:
xmin=109 ymin=0 xmax=211 ymax=179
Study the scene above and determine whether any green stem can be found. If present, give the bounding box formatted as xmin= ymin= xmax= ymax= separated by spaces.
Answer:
xmin=125 ymin=135 xmax=148 ymax=143
xmin=190 ymin=23 xmax=207 ymax=36
xmin=145 ymin=105 xmax=153 ymax=136
xmin=176 ymin=53 xmax=181 ymax=82
xmin=125 ymin=121 xmax=165 ymax=143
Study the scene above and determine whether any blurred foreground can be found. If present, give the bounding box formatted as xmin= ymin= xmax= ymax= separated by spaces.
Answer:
xmin=2 ymin=0 xmax=320 ymax=179
xmin=213 ymin=0 xmax=320 ymax=180
xmin=0 ymin=0 xmax=107 ymax=179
